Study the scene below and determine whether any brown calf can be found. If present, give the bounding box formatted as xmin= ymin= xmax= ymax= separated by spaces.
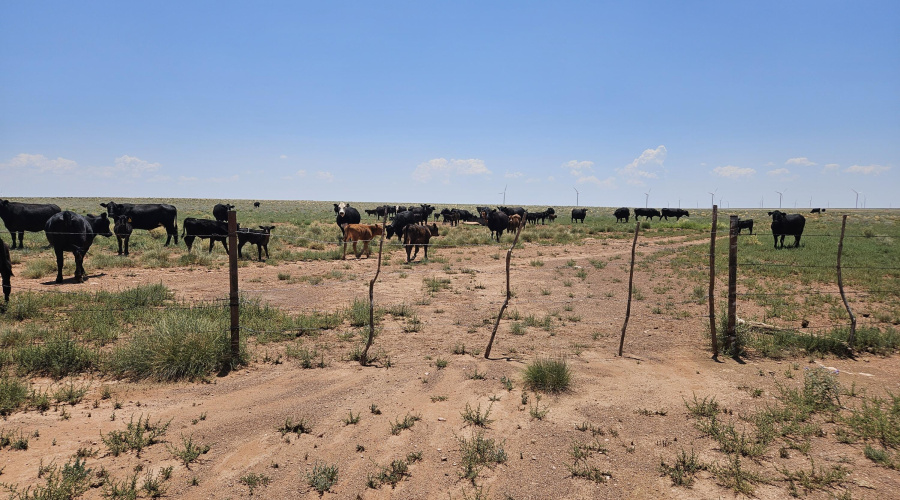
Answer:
xmin=507 ymin=214 xmax=522 ymax=232
xmin=342 ymin=223 xmax=384 ymax=259
xmin=403 ymin=223 xmax=439 ymax=262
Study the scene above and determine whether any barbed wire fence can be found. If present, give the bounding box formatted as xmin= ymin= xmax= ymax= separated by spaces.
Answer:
xmin=1 ymin=208 xmax=897 ymax=368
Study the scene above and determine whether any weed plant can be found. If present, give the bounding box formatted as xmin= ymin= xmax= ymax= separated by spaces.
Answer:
xmin=307 ymin=462 xmax=338 ymax=494
xmin=523 ymin=357 xmax=571 ymax=393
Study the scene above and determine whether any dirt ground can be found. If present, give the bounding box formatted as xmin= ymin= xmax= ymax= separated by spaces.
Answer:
xmin=2 ymin=232 xmax=899 ymax=499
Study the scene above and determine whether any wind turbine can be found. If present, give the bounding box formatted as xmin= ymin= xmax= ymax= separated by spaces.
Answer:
xmin=708 ymin=188 xmax=717 ymax=207
xmin=573 ymin=187 xmax=579 ymax=207
xmin=644 ymin=188 xmax=651 ymax=208
xmin=775 ymin=189 xmax=786 ymax=209
xmin=852 ymin=189 xmax=859 ymax=209
xmin=499 ymin=184 xmax=507 ymax=205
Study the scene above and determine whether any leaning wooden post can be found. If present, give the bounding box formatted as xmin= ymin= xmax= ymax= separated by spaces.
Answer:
xmin=837 ymin=215 xmax=857 ymax=349
xmin=726 ymin=215 xmax=739 ymax=356
xmin=360 ymin=215 xmax=388 ymax=366
xmin=227 ymin=210 xmax=240 ymax=364
xmin=484 ymin=216 xmax=525 ymax=359
xmin=618 ymin=220 xmax=641 ymax=357
xmin=708 ymin=205 xmax=719 ymax=359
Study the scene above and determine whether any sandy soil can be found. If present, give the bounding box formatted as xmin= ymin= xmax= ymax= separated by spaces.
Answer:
xmin=2 ymin=232 xmax=898 ymax=499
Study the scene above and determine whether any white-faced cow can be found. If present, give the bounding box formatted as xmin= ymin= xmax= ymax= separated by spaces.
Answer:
xmin=1 ymin=237 xmax=11 ymax=302
xmin=334 ymin=203 xmax=361 ymax=237
xmin=45 ymin=211 xmax=113 ymax=283
xmin=0 ymin=200 xmax=62 ymax=249
xmin=768 ymin=211 xmax=806 ymax=249
xmin=100 ymin=201 xmax=178 ymax=246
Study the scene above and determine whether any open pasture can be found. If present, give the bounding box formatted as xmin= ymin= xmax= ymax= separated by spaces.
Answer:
xmin=0 ymin=198 xmax=898 ymax=499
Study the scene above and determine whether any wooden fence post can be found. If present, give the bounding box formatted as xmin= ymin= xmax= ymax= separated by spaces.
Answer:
xmin=618 ymin=220 xmax=641 ymax=357
xmin=360 ymin=215 xmax=388 ymax=366
xmin=837 ymin=215 xmax=857 ymax=350
xmin=484 ymin=216 xmax=526 ymax=359
xmin=227 ymin=210 xmax=240 ymax=364
xmin=709 ymin=205 xmax=718 ymax=359
xmin=726 ymin=215 xmax=738 ymax=356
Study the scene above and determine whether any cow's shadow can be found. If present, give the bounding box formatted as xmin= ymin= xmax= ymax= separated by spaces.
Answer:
xmin=42 ymin=273 xmax=107 ymax=285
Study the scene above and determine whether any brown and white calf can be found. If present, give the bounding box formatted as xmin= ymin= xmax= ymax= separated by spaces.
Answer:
xmin=342 ymin=223 xmax=384 ymax=259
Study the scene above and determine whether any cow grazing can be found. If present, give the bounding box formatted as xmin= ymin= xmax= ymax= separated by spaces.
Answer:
xmin=498 ymin=206 xmax=526 ymax=218
xmin=769 ymin=211 xmax=806 ymax=249
xmin=811 ymin=208 xmax=825 ymax=214
xmin=385 ymin=210 xmax=419 ymax=240
xmin=571 ymin=208 xmax=588 ymax=223
xmin=364 ymin=208 xmax=379 ymax=217
xmin=253 ymin=201 xmax=261 ymax=208
xmin=479 ymin=209 xmax=509 ymax=242
xmin=213 ymin=203 xmax=235 ymax=222
xmin=736 ymin=218 xmax=754 ymax=234
xmin=661 ymin=208 xmax=689 ymax=221
xmin=1 ymin=237 xmax=11 ymax=302
xmin=0 ymin=200 xmax=62 ymax=249
xmin=403 ymin=223 xmax=439 ymax=262
xmin=100 ymin=201 xmax=178 ymax=246
xmin=634 ymin=208 xmax=661 ymax=220
xmin=342 ymin=223 xmax=384 ymax=259
xmin=45 ymin=211 xmax=112 ymax=283
xmin=113 ymin=215 xmax=133 ymax=256
xmin=614 ymin=207 xmax=630 ymax=223
xmin=182 ymin=218 xmax=229 ymax=253
xmin=238 ymin=226 xmax=275 ymax=261
xmin=334 ymin=203 xmax=362 ymax=236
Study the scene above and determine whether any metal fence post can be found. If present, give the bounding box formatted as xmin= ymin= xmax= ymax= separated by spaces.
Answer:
xmin=709 ymin=205 xmax=718 ymax=358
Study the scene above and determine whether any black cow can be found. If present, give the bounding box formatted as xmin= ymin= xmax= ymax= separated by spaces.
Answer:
xmin=661 ymin=208 xmax=689 ymax=221
xmin=364 ymin=208 xmax=379 ymax=217
xmin=113 ymin=215 xmax=133 ymax=256
xmin=614 ymin=207 xmax=630 ymax=223
xmin=769 ymin=211 xmax=806 ymax=249
xmin=334 ymin=203 xmax=361 ymax=236
xmin=182 ymin=218 xmax=229 ymax=253
xmin=455 ymin=209 xmax=476 ymax=222
xmin=571 ymin=208 xmax=588 ymax=223
xmin=736 ymin=218 xmax=754 ymax=234
xmin=253 ymin=201 xmax=261 ymax=208
xmin=100 ymin=201 xmax=178 ymax=246
xmin=479 ymin=209 xmax=509 ymax=242
xmin=498 ymin=206 xmax=526 ymax=218
xmin=403 ymin=223 xmax=439 ymax=262
xmin=45 ymin=211 xmax=112 ymax=283
xmin=213 ymin=203 xmax=235 ymax=222
xmin=409 ymin=204 xmax=435 ymax=224
xmin=1 ymin=237 xmax=11 ymax=302
xmin=810 ymin=208 xmax=825 ymax=214
xmin=634 ymin=208 xmax=661 ymax=220
xmin=0 ymin=200 xmax=62 ymax=249
xmin=238 ymin=226 xmax=275 ymax=261
xmin=385 ymin=210 xmax=418 ymax=240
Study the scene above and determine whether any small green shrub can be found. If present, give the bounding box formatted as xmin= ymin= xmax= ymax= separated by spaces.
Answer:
xmin=523 ymin=357 xmax=571 ymax=393
xmin=307 ymin=462 xmax=338 ymax=494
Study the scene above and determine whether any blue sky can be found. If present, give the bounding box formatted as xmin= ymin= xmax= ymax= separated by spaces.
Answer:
xmin=1 ymin=1 xmax=897 ymax=208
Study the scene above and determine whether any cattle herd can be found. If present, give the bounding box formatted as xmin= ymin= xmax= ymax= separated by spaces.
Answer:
xmin=0 ymin=198 xmax=814 ymax=301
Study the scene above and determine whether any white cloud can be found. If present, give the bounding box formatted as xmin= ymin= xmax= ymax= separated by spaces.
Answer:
xmin=768 ymin=168 xmax=791 ymax=176
xmin=616 ymin=145 xmax=667 ymax=185
xmin=562 ymin=160 xmax=594 ymax=177
xmin=844 ymin=164 xmax=889 ymax=175
xmin=577 ymin=175 xmax=616 ymax=188
xmin=713 ymin=165 xmax=756 ymax=179
xmin=2 ymin=153 xmax=78 ymax=174
xmin=316 ymin=171 xmax=335 ymax=182
xmin=824 ymin=163 xmax=840 ymax=171
xmin=113 ymin=155 xmax=161 ymax=177
xmin=504 ymin=171 xmax=524 ymax=179
xmin=279 ymin=154 xmax=288 ymax=159
xmin=412 ymin=158 xmax=491 ymax=183
xmin=786 ymin=157 xmax=816 ymax=167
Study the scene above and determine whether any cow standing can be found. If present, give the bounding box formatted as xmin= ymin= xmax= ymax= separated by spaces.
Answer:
xmin=769 ymin=211 xmax=806 ymax=249
xmin=614 ymin=207 xmax=630 ymax=223
xmin=571 ymin=208 xmax=588 ymax=223
xmin=182 ymin=218 xmax=229 ymax=253
xmin=45 ymin=211 xmax=113 ymax=283
xmin=238 ymin=226 xmax=275 ymax=261
xmin=334 ymin=203 xmax=361 ymax=237
xmin=661 ymin=208 xmax=689 ymax=221
xmin=341 ymin=223 xmax=384 ymax=259
xmin=479 ymin=209 xmax=509 ymax=242
xmin=100 ymin=201 xmax=178 ymax=246
xmin=1 ymin=237 xmax=11 ymax=302
xmin=113 ymin=215 xmax=133 ymax=256
xmin=213 ymin=203 xmax=235 ymax=222
xmin=403 ymin=223 xmax=439 ymax=262
xmin=634 ymin=208 xmax=661 ymax=220
xmin=0 ymin=200 xmax=62 ymax=249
